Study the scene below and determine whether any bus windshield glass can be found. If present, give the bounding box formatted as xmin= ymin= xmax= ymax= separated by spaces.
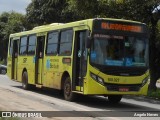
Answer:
xmin=90 ymin=34 xmax=149 ymax=67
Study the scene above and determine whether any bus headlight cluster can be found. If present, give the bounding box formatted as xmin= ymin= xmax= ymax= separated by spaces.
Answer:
xmin=142 ymin=76 xmax=149 ymax=87
xmin=90 ymin=72 xmax=104 ymax=85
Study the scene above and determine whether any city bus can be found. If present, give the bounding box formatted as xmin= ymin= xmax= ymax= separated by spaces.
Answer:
xmin=7 ymin=18 xmax=149 ymax=103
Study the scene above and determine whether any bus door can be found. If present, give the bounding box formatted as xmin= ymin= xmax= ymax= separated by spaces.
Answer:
xmin=11 ymin=39 xmax=18 ymax=79
xmin=35 ymin=36 xmax=45 ymax=85
xmin=73 ymin=30 xmax=88 ymax=91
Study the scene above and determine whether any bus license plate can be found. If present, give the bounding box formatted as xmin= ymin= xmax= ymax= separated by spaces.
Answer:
xmin=119 ymin=87 xmax=129 ymax=92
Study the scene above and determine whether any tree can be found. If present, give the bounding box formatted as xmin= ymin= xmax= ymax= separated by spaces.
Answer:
xmin=0 ymin=11 xmax=26 ymax=60
xmin=149 ymin=4 xmax=160 ymax=91
xmin=67 ymin=0 xmax=100 ymax=19
xmin=26 ymin=0 xmax=71 ymax=26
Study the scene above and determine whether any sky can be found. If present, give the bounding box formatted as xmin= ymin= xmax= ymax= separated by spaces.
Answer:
xmin=0 ymin=0 xmax=31 ymax=14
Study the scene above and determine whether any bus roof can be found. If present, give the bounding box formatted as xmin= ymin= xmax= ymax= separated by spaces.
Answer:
xmin=9 ymin=18 xmax=144 ymax=38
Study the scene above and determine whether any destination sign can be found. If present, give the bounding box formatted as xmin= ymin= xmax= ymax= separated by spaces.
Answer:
xmin=101 ymin=22 xmax=142 ymax=33
xmin=93 ymin=20 xmax=148 ymax=34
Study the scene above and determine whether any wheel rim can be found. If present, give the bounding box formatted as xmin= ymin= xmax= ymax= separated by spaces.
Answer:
xmin=1 ymin=70 xmax=6 ymax=74
xmin=22 ymin=73 xmax=27 ymax=88
xmin=22 ymin=82 xmax=26 ymax=88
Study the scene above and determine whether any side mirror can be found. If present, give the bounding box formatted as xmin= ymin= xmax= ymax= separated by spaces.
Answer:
xmin=86 ymin=36 xmax=92 ymax=48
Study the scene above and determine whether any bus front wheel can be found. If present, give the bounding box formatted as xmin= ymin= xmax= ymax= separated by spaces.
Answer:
xmin=108 ymin=95 xmax=122 ymax=104
xmin=63 ymin=77 xmax=76 ymax=101
xmin=22 ymin=71 xmax=30 ymax=90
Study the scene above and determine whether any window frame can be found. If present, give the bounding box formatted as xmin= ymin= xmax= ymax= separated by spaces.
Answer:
xmin=59 ymin=29 xmax=73 ymax=56
xmin=19 ymin=36 xmax=28 ymax=56
xmin=27 ymin=34 xmax=37 ymax=56
xmin=46 ymin=31 xmax=59 ymax=56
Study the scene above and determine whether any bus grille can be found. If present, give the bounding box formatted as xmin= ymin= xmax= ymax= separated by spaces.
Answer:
xmin=105 ymin=83 xmax=142 ymax=92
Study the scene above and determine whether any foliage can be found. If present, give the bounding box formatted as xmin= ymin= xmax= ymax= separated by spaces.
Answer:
xmin=147 ymin=88 xmax=160 ymax=99
xmin=67 ymin=0 xmax=100 ymax=19
xmin=0 ymin=12 xmax=26 ymax=59
xmin=25 ymin=0 xmax=160 ymax=26
xmin=0 ymin=59 xmax=6 ymax=65
xmin=67 ymin=0 xmax=158 ymax=23
xmin=0 ymin=118 xmax=20 ymax=120
xmin=26 ymin=0 xmax=71 ymax=26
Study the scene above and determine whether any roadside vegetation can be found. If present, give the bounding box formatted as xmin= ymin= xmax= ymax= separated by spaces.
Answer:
xmin=0 ymin=60 xmax=6 ymax=65
xmin=0 ymin=61 xmax=3 ymax=64
xmin=147 ymin=88 xmax=160 ymax=99
xmin=0 ymin=118 xmax=19 ymax=120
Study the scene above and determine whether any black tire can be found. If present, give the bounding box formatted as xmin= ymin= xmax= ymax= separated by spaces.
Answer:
xmin=63 ymin=77 xmax=76 ymax=101
xmin=22 ymin=71 xmax=30 ymax=90
xmin=0 ymin=68 xmax=6 ymax=74
xmin=108 ymin=95 xmax=122 ymax=104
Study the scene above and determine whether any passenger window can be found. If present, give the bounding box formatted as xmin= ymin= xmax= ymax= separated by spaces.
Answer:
xmin=19 ymin=36 xmax=27 ymax=55
xmin=59 ymin=30 xmax=73 ymax=55
xmin=46 ymin=32 xmax=59 ymax=55
xmin=28 ymin=35 xmax=36 ymax=55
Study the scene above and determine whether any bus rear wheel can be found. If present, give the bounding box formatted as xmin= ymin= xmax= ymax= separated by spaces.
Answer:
xmin=64 ymin=77 xmax=76 ymax=101
xmin=22 ymin=71 xmax=30 ymax=90
xmin=108 ymin=95 xmax=122 ymax=104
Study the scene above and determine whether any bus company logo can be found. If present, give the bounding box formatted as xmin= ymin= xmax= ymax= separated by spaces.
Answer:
xmin=2 ymin=112 xmax=11 ymax=117
xmin=101 ymin=22 xmax=142 ymax=33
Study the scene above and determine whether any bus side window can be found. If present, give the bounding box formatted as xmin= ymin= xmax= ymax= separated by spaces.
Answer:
xmin=59 ymin=29 xmax=73 ymax=56
xmin=46 ymin=32 xmax=59 ymax=55
xmin=19 ymin=36 xmax=27 ymax=55
xmin=28 ymin=35 xmax=36 ymax=55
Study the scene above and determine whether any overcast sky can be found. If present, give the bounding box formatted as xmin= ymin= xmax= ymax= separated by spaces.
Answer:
xmin=0 ymin=0 xmax=31 ymax=14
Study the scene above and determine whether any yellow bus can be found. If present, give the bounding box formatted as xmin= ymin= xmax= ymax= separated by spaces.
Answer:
xmin=7 ymin=18 xmax=149 ymax=103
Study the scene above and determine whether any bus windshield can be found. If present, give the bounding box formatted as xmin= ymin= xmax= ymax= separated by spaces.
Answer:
xmin=90 ymin=34 xmax=149 ymax=67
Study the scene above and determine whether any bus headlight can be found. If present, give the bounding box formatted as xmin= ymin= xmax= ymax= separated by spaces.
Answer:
xmin=142 ymin=76 xmax=149 ymax=87
xmin=90 ymin=72 xmax=104 ymax=85
xmin=97 ymin=77 xmax=104 ymax=85
xmin=90 ymin=72 xmax=97 ymax=80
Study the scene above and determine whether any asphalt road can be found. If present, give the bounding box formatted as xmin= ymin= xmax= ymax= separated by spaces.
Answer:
xmin=0 ymin=75 xmax=160 ymax=120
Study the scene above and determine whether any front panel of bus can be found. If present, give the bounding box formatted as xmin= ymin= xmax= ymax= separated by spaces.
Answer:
xmin=84 ymin=19 xmax=149 ymax=95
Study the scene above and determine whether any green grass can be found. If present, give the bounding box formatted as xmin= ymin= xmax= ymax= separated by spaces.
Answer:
xmin=0 ymin=61 xmax=3 ymax=64
xmin=0 ymin=118 xmax=20 ymax=120
xmin=147 ymin=88 xmax=160 ymax=99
